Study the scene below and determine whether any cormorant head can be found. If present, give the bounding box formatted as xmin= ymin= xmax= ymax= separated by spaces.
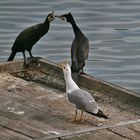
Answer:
xmin=55 ymin=12 xmax=74 ymax=23
xmin=47 ymin=11 xmax=55 ymax=22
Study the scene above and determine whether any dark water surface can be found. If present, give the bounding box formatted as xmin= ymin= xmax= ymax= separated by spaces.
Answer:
xmin=0 ymin=0 xmax=140 ymax=93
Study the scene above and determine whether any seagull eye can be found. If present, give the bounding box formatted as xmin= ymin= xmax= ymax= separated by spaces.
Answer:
xmin=65 ymin=68 xmax=68 ymax=71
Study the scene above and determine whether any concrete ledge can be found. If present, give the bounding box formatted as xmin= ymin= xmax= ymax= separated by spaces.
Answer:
xmin=78 ymin=74 xmax=140 ymax=107
xmin=0 ymin=59 xmax=139 ymax=107
xmin=0 ymin=60 xmax=25 ymax=73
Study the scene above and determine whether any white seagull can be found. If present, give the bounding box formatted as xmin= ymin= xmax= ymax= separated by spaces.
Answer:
xmin=61 ymin=62 xmax=108 ymax=121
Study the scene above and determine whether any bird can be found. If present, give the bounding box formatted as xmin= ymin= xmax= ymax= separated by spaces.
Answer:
xmin=56 ymin=13 xmax=89 ymax=73
xmin=60 ymin=62 xmax=108 ymax=121
xmin=7 ymin=11 xmax=55 ymax=63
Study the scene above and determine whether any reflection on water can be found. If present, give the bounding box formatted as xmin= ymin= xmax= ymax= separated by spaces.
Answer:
xmin=0 ymin=0 xmax=140 ymax=93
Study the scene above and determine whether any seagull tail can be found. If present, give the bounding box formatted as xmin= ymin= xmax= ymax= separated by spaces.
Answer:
xmin=86 ymin=109 xmax=108 ymax=119
xmin=96 ymin=109 xmax=108 ymax=119
xmin=7 ymin=51 xmax=16 ymax=61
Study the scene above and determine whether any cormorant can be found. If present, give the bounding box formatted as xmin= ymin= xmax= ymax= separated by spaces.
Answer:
xmin=7 ymin=11 xmax=55 ymax=63
xmin=56 ymin=13 xmax=89 ymax=73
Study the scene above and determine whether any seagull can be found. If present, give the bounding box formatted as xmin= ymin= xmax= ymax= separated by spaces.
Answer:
xmin=60 ymin=62 xmax=108 ymax=121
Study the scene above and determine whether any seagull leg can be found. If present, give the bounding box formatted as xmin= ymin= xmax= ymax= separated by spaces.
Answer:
xmin=73 ymin=108 xmax=78 ymax=121
xmin=79 ymin=110 xmax=83 ymax=121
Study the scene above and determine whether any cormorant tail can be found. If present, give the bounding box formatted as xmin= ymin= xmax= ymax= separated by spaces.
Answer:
xmin=86 ymin=109 xmax=108 ymax=119
xmin=7 ymin=51 xmax=16 ymax=61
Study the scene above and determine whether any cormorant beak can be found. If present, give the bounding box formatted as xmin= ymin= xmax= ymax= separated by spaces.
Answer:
xmin=55 ymin=15 xmax=66 ymax=21
xmin=51 ymin=11 xmax=55 ymax=20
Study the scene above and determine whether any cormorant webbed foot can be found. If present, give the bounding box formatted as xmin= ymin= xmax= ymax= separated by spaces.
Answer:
xmin=23 ymin=57 xmax=42 ymax=68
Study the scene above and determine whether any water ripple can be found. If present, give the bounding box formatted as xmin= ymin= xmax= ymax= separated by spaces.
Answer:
xmin=0 ymin=0 xmax=140 ymax=93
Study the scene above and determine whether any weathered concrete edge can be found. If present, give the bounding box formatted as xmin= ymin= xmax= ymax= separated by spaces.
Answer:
xmin=37 ymin=59 xmax=140 ymax=106
xmin=78 ymin=74 xmax=140 ymax=106
xmin=38 ymin=59 xmax=63 ymax=77
xmin=0 ymin=60 xmax=25 ymax=73
xmin=0 ymin=59 xmax=140 ymax=106
xmin=38 ymin=59 xmax=140 ymax=106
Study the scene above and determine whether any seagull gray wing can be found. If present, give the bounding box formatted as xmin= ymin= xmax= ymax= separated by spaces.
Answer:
xmin=68 ymin=89 xmax=99 ymax=114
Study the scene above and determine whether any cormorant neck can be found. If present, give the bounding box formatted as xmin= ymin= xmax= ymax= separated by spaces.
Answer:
xmin=42 ymin=19 xmax=50 ymax=32
xmin=44 ymin=18 xmax=50 ymax=25
xmin=70 ymin=20 xmax=82 ymax=37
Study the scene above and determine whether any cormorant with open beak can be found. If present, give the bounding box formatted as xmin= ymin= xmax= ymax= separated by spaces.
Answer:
xmin=7 ymin=11 xmax=55 ymax=64
xmin=56 ymin=13 xmax=89 ymax=73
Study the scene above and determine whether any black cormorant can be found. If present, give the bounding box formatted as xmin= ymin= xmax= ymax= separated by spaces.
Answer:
xmin=7 ymin=11 xmax=55 ymax=62
xmin=56 ymin=13 xmax=89 ymax=73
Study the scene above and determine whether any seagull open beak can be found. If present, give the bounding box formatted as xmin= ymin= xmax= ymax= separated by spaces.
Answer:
xmin=59 ymin=63 xmax=65 ymax=69
xmin=59 ymin=59 xmax=69 ymax=69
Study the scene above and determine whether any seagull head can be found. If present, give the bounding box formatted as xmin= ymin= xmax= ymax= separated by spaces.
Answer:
xmin=60 ymin=60 xmax=80 ymax=93
xmin=60 ymin=62 xmax=71 ymax=77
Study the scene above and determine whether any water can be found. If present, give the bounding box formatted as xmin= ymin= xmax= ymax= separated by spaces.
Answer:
xmin=0 ymin=0 xmax=140 ymax=93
